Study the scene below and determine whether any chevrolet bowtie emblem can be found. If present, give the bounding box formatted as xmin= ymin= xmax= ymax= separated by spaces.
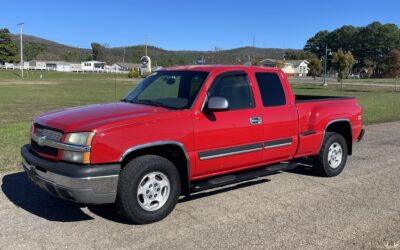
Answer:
xmin=37 ymin=136 xmax=46 ymax=146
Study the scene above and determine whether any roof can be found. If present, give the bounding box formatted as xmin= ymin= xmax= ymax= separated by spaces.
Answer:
xmin=259 ymin=59 xmax=309 ymax=67
xmin=159 ymin=65 xmax=282 ymax=73
xmin=45 ymin=61 xmax=72 ymax=65
xmin=82 ymin=60 xmax=105 ymax=64
xmin=283 ymin=60 xmax=309 ymax=66
xmin=114 ymin=62 xmax=140 ymax=68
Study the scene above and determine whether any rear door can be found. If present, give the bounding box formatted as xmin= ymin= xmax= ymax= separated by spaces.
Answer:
xmin=194 ymin=71 xmax=264 ymax=177
xmin=253 ymin=71 xmax=298 ymax=163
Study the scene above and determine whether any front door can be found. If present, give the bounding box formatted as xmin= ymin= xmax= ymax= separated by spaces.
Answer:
xmin=194 ymin=71 xmax=263 ymax=177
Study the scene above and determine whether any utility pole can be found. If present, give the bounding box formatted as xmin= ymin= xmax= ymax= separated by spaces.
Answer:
xmin=144 ymin=35 xmax=148 ymax=57
xmin=322 ymin=44 xmax=331 ymax=86
xmin=17 ymin=23 xmax=24 ymax=78
xmin=122 ymin=48 xmax=126 ymax=63
xmin=253 ymin=33 xmax=255 ymax=47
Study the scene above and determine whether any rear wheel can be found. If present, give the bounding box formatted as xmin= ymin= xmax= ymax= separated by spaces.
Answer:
xmin=314 ymin=132 xmax=348 ymax=177
xmin=117 ymin=155 xmax=181 ymax=224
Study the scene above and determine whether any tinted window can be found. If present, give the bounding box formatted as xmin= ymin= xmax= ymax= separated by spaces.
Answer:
xmin=123 ymin=71 xmax=208 ymax=109
xmin=255 ymin=73 xmax=286 ymax=107
xmin=208 ymin=73 xmax=254 ymax=110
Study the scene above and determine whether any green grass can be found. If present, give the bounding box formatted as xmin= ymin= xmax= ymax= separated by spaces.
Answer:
xmin=0 ymin=69 xmax=400 ymax=171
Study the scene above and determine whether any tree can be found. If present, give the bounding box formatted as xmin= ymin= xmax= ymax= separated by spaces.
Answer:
xmin=285 ymin=50 xmax=317 ymax=61
xmin=308 ymin=59 xmax=322 ymax=79
xmin=0 ymin=28 xmax=17 ymax=63
xmin=304 ymin=30 xmax=330 ymax=58
xmin=91 ymin=42 xmax=105 ymax=61
xmin=24 ymin=42 xmax=46 ymax=61
xmin=362 ymin=59 xmax=375 ymax=78
xmin=331 ymin=49 xmax=356 ymax=88
xmin=385 ymin=48 xmax=400 ymax=77
xmin=274 ymin=60 xmax=285 ymax=69
xmin=304 ymin=22 xmax=400 ymax=77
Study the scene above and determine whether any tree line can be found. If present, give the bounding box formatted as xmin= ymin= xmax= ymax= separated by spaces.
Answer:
xmin=300 ymin=21 xmax=400 ymax=78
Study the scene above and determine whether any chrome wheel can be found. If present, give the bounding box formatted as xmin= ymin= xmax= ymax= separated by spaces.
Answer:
xmin=327 ymin=142 xmax=343 ymax=169
xmin=137 ymin=171 xmax=170 ymax=212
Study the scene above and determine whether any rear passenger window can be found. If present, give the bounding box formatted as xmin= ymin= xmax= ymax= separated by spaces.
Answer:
xmin=208 ymin=73 xmax=254 ymax=110
xmin=255 ymin=73 xmax=286 ymax=107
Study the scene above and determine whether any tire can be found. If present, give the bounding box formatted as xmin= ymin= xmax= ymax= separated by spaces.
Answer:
xmin=117 ymin=155 xmax=181 ymax=224
xmin=313 ymin=132 xmax=348 ymax=177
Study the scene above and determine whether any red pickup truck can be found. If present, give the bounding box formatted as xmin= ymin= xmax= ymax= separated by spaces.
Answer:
xmin=21 ymin=65 xmax=365 ymax=224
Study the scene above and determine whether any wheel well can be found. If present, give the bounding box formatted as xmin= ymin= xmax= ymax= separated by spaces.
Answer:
xmin=121 ymin=145 xmax=190 ymax=195
xmin=326 ymin=121 xmax=352 ymax=155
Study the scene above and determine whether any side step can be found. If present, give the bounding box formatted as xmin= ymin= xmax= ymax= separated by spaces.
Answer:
xmin=190 ymin=162 xmax=297 ymax=193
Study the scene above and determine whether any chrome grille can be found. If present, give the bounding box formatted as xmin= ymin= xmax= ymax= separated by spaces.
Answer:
xmin=35 ymin=126 xmax=63 ymax=142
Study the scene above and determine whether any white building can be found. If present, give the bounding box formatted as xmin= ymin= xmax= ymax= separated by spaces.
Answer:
xmin=259 ymin=59 xmax=310 ymax=76
xmin=81 ymin=60 xmax=106 ymax=71
xmin=29 ymin=61 xmax=47 ymax=70
xmin=110 ymin=62 xmax=140 ymax=72
xmin=45 ymin=61 xmax=72 ymax=72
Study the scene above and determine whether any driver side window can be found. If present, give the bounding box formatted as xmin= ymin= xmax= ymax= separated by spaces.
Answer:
xmin=208 ymin=73 xmax=255 ymax=110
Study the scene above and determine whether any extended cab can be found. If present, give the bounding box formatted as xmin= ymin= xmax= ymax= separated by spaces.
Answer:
xmin=21 ymin=66 xmax=365 ymax=224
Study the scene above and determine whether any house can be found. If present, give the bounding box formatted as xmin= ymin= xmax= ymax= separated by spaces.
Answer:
xmin=70 ymin=63 xmax=82 ymax=72
xmin=29 ymin=61 xmax=47 ymax=70
xmin=110 ymin=62 xmax=140 ymax=72
xmin=259 ymin=59 xmax=309 ymax=76
xmin=81 ymin=60 xmax=106 ymax=71
xmin=45 ymin=61 xmax=72 ymax=72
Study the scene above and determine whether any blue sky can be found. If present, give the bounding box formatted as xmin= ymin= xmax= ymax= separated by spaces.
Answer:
xmin=1 ymin=0 xmax=399 ymax=50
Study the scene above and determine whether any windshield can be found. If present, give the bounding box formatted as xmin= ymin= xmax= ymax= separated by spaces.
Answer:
xmin=122 ymin=71 xmax=209 ymax=110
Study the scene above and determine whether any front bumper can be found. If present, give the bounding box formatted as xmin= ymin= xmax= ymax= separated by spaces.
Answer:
xmin=357 ymin=128 xmax=365 ymax=142
xmin=21 ymin=144 xmax=121 ymax=204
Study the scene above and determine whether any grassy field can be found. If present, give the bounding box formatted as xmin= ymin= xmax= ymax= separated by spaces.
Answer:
xmin=0 ymin=69 xmax=400 ymax=171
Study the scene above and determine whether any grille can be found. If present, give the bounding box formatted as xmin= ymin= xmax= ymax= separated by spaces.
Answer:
xmin=34 ymin=124 xmax=63 ymax=142
xmin=32 ymin=124 xmax=63 ymax=157
xmin=31 ymin=139 xmax=59 ymax=157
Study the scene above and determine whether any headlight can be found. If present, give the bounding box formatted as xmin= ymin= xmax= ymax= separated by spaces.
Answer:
xmin=62 ymin=132 xmax=94 ymax=164
xmin=64 ymin=132 xmax=94 ymax=146
xmin=62 ymin=151 xmax=91 ymax=164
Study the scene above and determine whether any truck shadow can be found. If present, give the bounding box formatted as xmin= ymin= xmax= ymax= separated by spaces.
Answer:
xmin=1 ymin=171 xmax=94 ymax=222
xmin=2 ymin=172 xmax=275 ymax=224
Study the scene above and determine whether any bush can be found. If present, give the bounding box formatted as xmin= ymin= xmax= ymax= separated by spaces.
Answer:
xmin=128 ymin=69 xmax=139 ymax=78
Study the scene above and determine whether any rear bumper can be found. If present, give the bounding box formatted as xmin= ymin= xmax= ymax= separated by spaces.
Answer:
xmin=21 ymin=144 xmax=121 ymax=204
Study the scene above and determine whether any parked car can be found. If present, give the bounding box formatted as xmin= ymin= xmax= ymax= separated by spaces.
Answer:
xmin=21 ymin=65 xmax=365 ymax=224
xmin=348 ymin=73 xmax=360 ymax=79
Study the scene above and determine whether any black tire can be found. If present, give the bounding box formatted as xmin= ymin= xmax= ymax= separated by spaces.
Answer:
xmin=117 ymin=155 xmax=181 ymax=224
xmin=313 ymin=132 xmax=348 ymax=177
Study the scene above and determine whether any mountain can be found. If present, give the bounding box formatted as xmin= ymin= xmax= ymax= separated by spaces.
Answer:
xmin=11 ymin=34 xmax=297 ymax=65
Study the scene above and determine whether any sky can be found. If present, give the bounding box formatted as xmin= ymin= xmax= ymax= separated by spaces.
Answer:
xmin=1 ymin=0 xmax=400 ymax=51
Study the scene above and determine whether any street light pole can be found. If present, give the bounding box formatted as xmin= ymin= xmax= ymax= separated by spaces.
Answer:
xmin=323 ymin=44 xmax=330 ymax=86
xmin=17 ymin=23 xmax=24 ymax=78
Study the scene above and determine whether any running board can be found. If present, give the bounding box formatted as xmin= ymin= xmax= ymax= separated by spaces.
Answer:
xmin=190 ymin=162 xmax=297 ymax=193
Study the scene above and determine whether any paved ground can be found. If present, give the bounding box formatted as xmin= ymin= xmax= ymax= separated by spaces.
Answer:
xmin=1 ymin=122 xmax=400 ymax=250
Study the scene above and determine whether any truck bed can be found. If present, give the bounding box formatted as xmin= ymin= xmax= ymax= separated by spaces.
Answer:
xmin=295 ymin=95 xmax=355 ymax=103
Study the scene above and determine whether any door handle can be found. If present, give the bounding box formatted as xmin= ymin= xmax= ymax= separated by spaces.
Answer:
xmin=250 ymin=116 xmax=262 ymax=125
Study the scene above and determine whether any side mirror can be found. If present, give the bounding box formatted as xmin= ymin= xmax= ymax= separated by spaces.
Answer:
xmin=206 ymin=97 xmax=229 ymax=112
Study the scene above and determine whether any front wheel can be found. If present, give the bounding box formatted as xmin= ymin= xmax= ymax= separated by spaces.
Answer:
xmin=117 ymin=155 xmax=181 ymax=224
xmin=314 ymin=132 xmax=348 ymax=177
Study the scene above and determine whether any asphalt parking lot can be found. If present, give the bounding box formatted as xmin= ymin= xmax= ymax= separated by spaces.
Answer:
xmin=1 ymin=121 xmax=400 ymax=249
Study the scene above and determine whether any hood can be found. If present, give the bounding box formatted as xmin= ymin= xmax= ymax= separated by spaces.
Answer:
xmin=35 ymin=102 xmax=170 ymax=133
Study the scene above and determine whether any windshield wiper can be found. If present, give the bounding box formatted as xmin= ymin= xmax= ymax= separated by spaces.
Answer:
xmin=127 ymin=99 xmax=166 ymax=108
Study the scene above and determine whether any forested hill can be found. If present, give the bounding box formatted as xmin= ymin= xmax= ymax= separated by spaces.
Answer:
xmin=10 ymin=34 xmax=294 ymax=65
